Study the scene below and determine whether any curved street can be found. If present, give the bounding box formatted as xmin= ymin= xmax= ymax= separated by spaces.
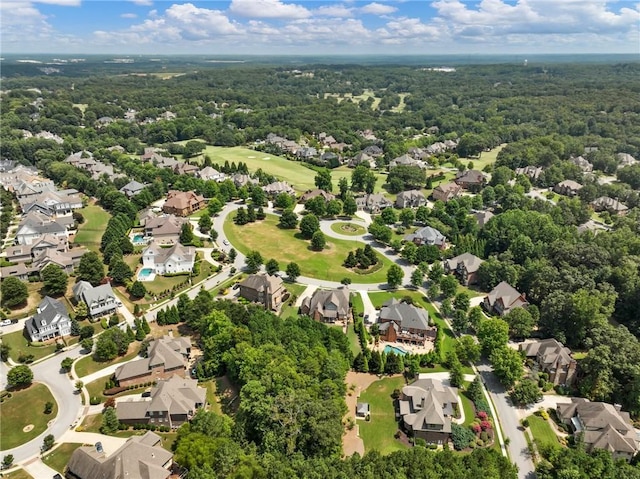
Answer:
xmin=2 ymin=199 xmax=534 ymax=479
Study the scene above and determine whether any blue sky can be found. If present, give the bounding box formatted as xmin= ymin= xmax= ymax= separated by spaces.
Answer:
xmin=2 ymin=0 xmax=639 ymax=54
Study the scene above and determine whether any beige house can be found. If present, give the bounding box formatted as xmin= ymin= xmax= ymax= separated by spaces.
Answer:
xmin=117 ymin=376 xmax=206 ymax=429
xmin=300 ymin=287 xmax=350 ymax=323
xmin=378 ymin=298 xmax=436 ymax=346
xmin=399 ymin=378 xmax=459 ymax=445
xmin=114 ymin=336 xmax=191 ymax=387
xmin=432 ymin=182 xmax=462 ymax=202
xmin=238 ymin=273 xmax=285 ymax=310
xmin=444 ymin=252 xmax=483 ymax=286
xmin=483 ymin=281 xmax=529 ymax=316
xmin=520 ymin=339 xmax=577 ymax=386
xmin=162 ymin=190 xmax=205 ymax=216
xmin=66 ymin=431 xmax=173 ymax=479
xmin=557 ymin=398 xmax=639 ymax=461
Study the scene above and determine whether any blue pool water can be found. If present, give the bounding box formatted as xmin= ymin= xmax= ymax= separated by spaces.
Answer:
xmin=383 ymin=345 xmax=408 ymax=356
xmin=138 ymin=268 xmax=154 ymax=279
xmin=132 ymin=234 xmax=145 ymax=244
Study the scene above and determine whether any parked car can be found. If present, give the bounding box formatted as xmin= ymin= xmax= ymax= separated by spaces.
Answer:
xmin=0 ymin=320 xmax=12 ymax=327
xmin=223 ymin=239 xmax=229 ymax=245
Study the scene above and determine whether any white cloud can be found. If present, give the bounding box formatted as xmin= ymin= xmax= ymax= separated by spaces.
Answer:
xmin=315 ymin=4 xmax=354 ymax=18
xmin=121 ymin=13 xmax=137 ymax=18
xmin=130 ymin=0 xmax=153 ymax=6
xmin=360 ymin=2 xmax=397 ymax=15
xmin=229 ymin=0 xmax=311 ymax=19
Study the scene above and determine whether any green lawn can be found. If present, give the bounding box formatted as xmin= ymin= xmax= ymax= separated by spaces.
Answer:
xmin=4 ymin=469 xmax=34 ymax=479
xmin=528 ymin=414 xmax=560 ymax=453
xmin=144 ymin=261 xmax=213 ymax=296
xmin=460 ymin=391 xmax=476 ymax=426
xmin=366 ymin=291 xmax=461 ymax=366
xmin=74 ymin=344 xmax=140 ymax=378
xmin=42 ymin=443 xmax=84 ymax=473
xmin=357 ymin=376 xmax=408 ymax=454
xmin=461 ymin=144 xmax=505 ymax=171
xmin=330 ymin=222 xmax=366 ymax=236
xmin=198 ymin=146 xmax=318 ymax=192
xmin=74 ymin=204 xmax=112 ymax=252
xmin=351 ymin=293 xmax=364 ymax=318
xmin=279 ymin=283 xmax=307 ymax=319
xmin=0 ymin=383 xmax=58 ymax=450
xmin=345 ymin=322 xmax=362 ymax=356
xmin=329 ymin=166 xmax=387 ymax=194
xmin=85 ymin=378 xmax=149 ymax=404
xmin=224 ymin=214 xmax=394 ymax=283
xmin=1 ymin=329 xmax=58 ymax=362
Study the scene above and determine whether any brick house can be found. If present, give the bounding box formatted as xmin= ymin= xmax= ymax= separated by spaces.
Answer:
xmin=162 ymin=190 xmax=205 ymax=216
xmin=483 ymin=281 xmax=529 ymax=316
xmin=520 ymin=339 xmax=577 ymax=386
xmin=378 ymin=298 xmax=436 ymax=346
xmin=300 ymin=287 xmax=350 ymax=323
xmin=443 ymin=252 xmax=483 ymax=286
xmin=114 ymin=336 xmax=191 ymax=387
xmin=238 ymin=273 xmax=285 ymax=310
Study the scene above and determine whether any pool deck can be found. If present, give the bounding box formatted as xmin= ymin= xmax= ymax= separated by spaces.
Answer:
xmin=374 ymin=340 xmax=434 ymax=355
xmin=137 ymin=269 xmax=156 ymax=282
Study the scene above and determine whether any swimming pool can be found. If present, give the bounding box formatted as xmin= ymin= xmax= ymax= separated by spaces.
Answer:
xmin=132 ymin=234 xmax=146 ymax=245
xmin=383 ymin=345 xmax=408 ymax=356
xmin=138 ymin=268 xmax=155 ymax=281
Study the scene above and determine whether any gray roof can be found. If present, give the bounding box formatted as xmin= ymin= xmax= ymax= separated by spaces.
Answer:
xmin=521 ymin=339 xmax=574 ymax=369
xmin=240 ymin=273 xmax=283 ymax=294
xmin=396 ymin=189 xmax=426 ymax=207
xmin=379 ymin=298 xmax=430 ymax=332
xmin=444 ymin=252 xmax=483 ymax=274
xmin=66 ymin=431 xmax=172 ymax=479
xmin=26 ymin=296 xmax=69 ymax=336
xmin=474 ymin=210 xmax=494 ymax=228
xmin=484 ymin=281 xmax=528 ymax=312
xmin=300 ymin=287 xmax=350 ymax=319
xmin=143 ymin=242 xmax=195 ymax=266
xmin=120 ymin=180 xmax=146 ymax=196
xmin=404 ymin=226 xmax=446 ymax=246
xmin=115 ymin=336 xmax=190 ymax=382
xmin=73 ymin=281 xmax=116 ymax=307
xmin=399 ymin=378 xmax=458 ymax=434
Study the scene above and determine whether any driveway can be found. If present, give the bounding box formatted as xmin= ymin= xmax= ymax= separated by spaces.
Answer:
xmin=477 ymin=359 xmax=536 ymax=479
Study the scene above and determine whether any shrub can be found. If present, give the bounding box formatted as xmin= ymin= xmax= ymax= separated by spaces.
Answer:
xmin=471 ymin=423 xmax=481 ymax=434
xmin=543 ymin=381 xmax=553 ymax=392
xmin=480 ymin=431 xmax=489 ymax=442
xmin=476 ymin=411 xmax=488 ymax=421
xmin=44 ymin=401 xmax=54 ymax=414
xmin=89 ymin=396 xmax=101 ymax=405
xmin=521 ymin=418 xmax=530 ymax=428
xmin=414 ymin=438 xmax=427 ymax=448
xmin=480 ymin=420 xmax=492 ymax=431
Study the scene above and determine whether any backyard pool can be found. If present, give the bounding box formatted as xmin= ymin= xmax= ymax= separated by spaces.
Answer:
xmin=383 ymin=345 xmax=408 ymax=356
xmin=137 ymin=268 xmax=156 ymax=282
xmin=132 ymin=234 xmax=146 ymax=245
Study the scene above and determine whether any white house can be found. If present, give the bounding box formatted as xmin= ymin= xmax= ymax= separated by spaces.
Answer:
xmin=72 ymin=281 xmax=119 ymax=318
xmin=142 ymin=242 xmax=195 ymax=275
xmin=25 ymin=296 xmax=71 ymax=342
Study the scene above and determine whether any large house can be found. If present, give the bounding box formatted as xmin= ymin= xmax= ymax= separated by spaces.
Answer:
xmin=444 ymin=252 xmax=483 ymax=286
xmin=557 ymin=398 xmax=639 ymax=461
xmin=238 ymin=273 xmax=285 ymax=310
xmin=520 ymin=339 xmax=577 ymax=386
xmin=72 ymin=281 xmax=119 ymax=318
xmin=515 ymin=166 xmax=544 ymax=181
xmin=300 ymin=286 xmax=350 ymax=323
xmin=554 ymin=180 xmax=583 ymax=197
xmin=483 ymin=281 xmax=529 ymax=316
xmin=474 ymin=210 xmax=494 ymax=228
xmin=116 ymin=376 xmax=206 ymax=429
xmin=15 ymin=213 xmax=68 ymax=245
xmin=262 ymin=181 xmax=295 ymax=196
xmin=398 ymin=378 xmax=459 ymax=445
xmin=66 ymin=431 xmax=173 ymax=479
xmin=114 ymin=336 xmax=191 ymax=387
xmin=355 ymin=193 xmax=393 ymax=213
xmin=143 ymin=214 xmax=189 ymax=244
xmin=569 ymin=156 xmax=593 ymax=173
xmin=119 ymin=180 xmax=146 ymax=198
xmin=142 ymin=242 xmax=195 ymax=275
xmin=300 ymin=189 xmax=335 ymax=203
xmin=404 ymin=226 xmax=447 ymax=248
xmin=198 ymin=166 xmax=227 ymax=182
xmin=432 ymin=182 xmax=462 ymax=203
xmin=378 ymin=298 xmax=436 ymax=346
xmin=25 ymin=296 xmax=71 ymax=342
xmin=591 ymin=196 xmax=628 ymax=215
xmin=454 ymin=170 xmax=485 ymax=190
xmin=162 ymin=190 xmax=205 ymax=216
xmin=396 ymin=190 xmax=427 ymax=208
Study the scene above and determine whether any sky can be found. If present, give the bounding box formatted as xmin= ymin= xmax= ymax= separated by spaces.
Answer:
xmin=1 ymin=0 xmax=639 ymax=55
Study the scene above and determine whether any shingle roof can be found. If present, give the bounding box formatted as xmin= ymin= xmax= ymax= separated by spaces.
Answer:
xmin=399 ymin=378 xmax=458 ymax=434
xmin=404 ymin=226 xmax=446 ymax=246
xmin=484 ymin=281 xmax=528 ymax=312
xmin=444 ymin=252 xmax=483 ymax=274
xmin=115 ymin=336 xmax=190 ymax=382
xmin=379 ymin=299 xmax=430 ymax=332
xmin=240 ymin=273 xmax=283 ymax=294
xmin=301 ymin=287 xmax=350 ymax=319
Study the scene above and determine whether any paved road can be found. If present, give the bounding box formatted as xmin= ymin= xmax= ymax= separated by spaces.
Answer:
xmin=1 ymin=347 xmax=85 ymax=462
xmin=477 ymin=359 xmax=535 ymax=479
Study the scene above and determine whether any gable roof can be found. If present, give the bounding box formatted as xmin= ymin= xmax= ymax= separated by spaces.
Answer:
xmin=485 ymin=281 xmax=529 ymax=312
xmin=521 ymin=339 xmax=574 ymax=369
xmin=379 ymin=299 xmax=430 ymax=331
xmin=73 ymin=281 xmax=116 ymax=307
xmin=404 ymin=226 xmax=446 ymax=246
xmin=115 ymin=336 xmax=190 ymax=382
xmin=301 ymin=287 xmax=350 ymax=319
xmin=455 ymin=170 xmax=485 ymax=184
xmin=66 ymin=431 xmax=172 ymax=479
xmin=143 ymin=242 xmax=195 ymax=266
xmin=445 ymin=252 xmax=483 ymax=274
xmin=25 ymin=296 xmax=70 ymax=337
xmin=164 ymin=190 xmax=204 ymax=211
xmin=240 ymin=273 xmax=283 ymax=294
xmin=474 ymin=210 xmax=494 ymax=228
xmin=300 ymin=189 xmax=336 ymax=202
xmin=399 ymin=378 xmax=458 ymax=434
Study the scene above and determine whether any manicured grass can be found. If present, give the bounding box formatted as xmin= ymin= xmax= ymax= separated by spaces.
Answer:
xmin=368 ymin=290 xmax=428 ymax=309
xmin=4 ymin=469 xmax=34 ymax=479
xmin=279 ymin=283 xmax=306 ymax=319
xmin=345 ymin=322 xmax=362 ymax=356
xmin=143 ymin=261 xmax=213 ymax=296
xmin=224 ymin=214 xmax=394 ymax=283
xmin=158 ymin=432 xmax=178 ymax=452
xmin=42 ymin=443 xmax=84 ymax=473
xmin=199 ymin=146 xmax=318 ymax=192
xmin=460 ymin=391 xmax=476 ymax=426
xmin=357 ymin=376 xmax=408 ymax=455
xmin=85 ymin=378 xmax=149 ymax=404
xmin=351 ymin=293 xmax=364 ymax=318
xmin=0 ymin=383 xmax=58 ymax=449
xmin=202 ymin=380 xmax=221 ymax=415
xmin=79 ymin=413 xmax=135 ymax=438
xmin=74 ymin=204 xmax=111 ymax=252
xmin=123 ymin=254 xmax=142 ymax=271
xmin=1 ymin=329 xmax=58 ymax=362
xmin=527 ymin=414 xmax=560 ymax=452
xmin=74 ymin=344 xmax=140 ymax=378
xmin=330 ymin=222 xmax=366 ymax=236
xmin=461 ymin=144 xmax=505 ymax=171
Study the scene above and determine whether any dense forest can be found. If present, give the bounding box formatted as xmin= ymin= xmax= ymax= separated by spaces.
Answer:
xmin=2 ymin=61 xmax=640 ymax=475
